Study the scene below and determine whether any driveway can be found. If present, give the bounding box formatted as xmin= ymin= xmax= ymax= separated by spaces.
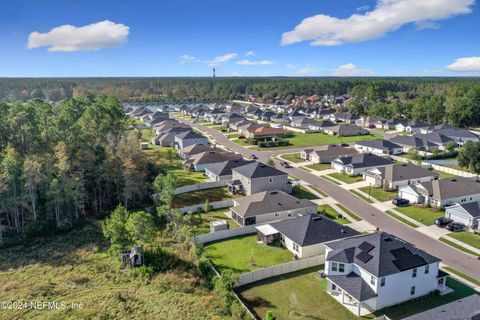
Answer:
xmin=175 ymin=115 xmax=480 ymax=280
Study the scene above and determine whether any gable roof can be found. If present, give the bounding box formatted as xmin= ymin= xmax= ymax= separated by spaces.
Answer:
xmin=366 ymin=163 xmax=437 ymax=182
xmin=248 ymin=126 xmax=286 ymax=136
xmin=206 ymin=159 xmax=255 ymax=177
xmin=270 ymin=214 xmax=359 ymax=247
xmin=310 ymin=144 xmax=358 ymax=157
xmin=188 ymin=151 xmax=242 ymax=166
xmin=175 ymin=131 xmax=207 ymax=140
xmin=387 ymin=135 xmax=436 ymax=150
xmin=418 ymin=177 xmax=480 ymax=200
xmin=333 ymin=154 xmax=393 ymax=168
xmin=233 ymin=162 xmax=287 ymax=179
xmin=446 ymin=201 xmax=480 ymax=218
xmin=355 ymin=139 xmax=402 ymax=151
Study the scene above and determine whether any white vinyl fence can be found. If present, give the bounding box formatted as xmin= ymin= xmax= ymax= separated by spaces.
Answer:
xmin=173 ymin=180 xmax=228 ymax=195
xmin=234 ymin=254 xmax=325 ymax=287
xmin=178 ymin=199 xmax=234 ymax=214
xmin=194 ymin=225 xmax=256 ymax=244
xmin=427 ymin=163 xmax=477 ymax=178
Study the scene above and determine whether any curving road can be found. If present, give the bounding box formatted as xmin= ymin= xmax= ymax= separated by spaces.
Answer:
xmin=178 ymin=116 xmax=480 ymax=281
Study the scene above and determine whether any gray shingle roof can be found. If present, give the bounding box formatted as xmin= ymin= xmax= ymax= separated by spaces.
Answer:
xmin=207 ymin=159 xmax=254 ymax=177
xmin=367 ymin=163 xmax=437 ymax=182
xmin=418 ymin=177 xmax=480 ymax=200
xmin=269 ymin=214 xmax=359 ymax=246
xmin=233 ymin=162 xmax=287 ymax=179
xmin=327 ymin=273 xmax=378 ymax=302
xmin=333 ymin=154 xmax=393 ymax=168
xmin=175 ymin=131 xmax=206 ymax=140
xmin=355 ymin=139 xmax=401 ymax=151
xmin=402 ymin=294 xmax=480 ymax=320
xmin=449 ymin=201 xmax=480 ymax=218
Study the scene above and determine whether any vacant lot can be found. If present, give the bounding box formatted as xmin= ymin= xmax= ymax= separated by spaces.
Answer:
xmin=204 ymin=235 xmax=292 ymax=274
xmin=395 ymin=205 xmax=444 ymax=226
xmin=359 ymin=187 xmax=397 ymax=202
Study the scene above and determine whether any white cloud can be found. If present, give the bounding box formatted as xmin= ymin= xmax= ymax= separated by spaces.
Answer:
xmin=297 ymin=67 xmax=314 ymax=75
xmin=281 ymin=0 xmax=474 ymax=46
xmin=333 ymin=63 xmax=374 ymax=76
xmin=237 ymin=59 xmax=275 ymax=65
xmin=179 ymin=54 xmax=197 ymax=64
xmin=28 ymin=20 xmax=129 ymax=52
xmin=447 ymin=56 xmax=480 ymax=72
xmin=231 ymin=71 xmax=242 ymax=76
xmin=208 ymin=53 xmax=238 ymax=67
xmin=285 ymin=64 xmax=297 ymax=70
xmin=245 ymin=50 xmax=255 ymax=56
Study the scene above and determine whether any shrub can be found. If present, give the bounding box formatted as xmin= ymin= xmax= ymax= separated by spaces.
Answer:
xmin=24 ymin=220 xmax=53 ymax=238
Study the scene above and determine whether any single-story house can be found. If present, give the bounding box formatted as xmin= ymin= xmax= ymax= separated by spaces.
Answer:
xmin=308 ymin=119 xmax=336 ymax=132
xmin=324 ymin=124 xmax=369 ymax=137
xmin=256 ymin=214 xmax=359 ymax=258
xmin=356 ymin=116 xmax=386 ymax=128
xmin=355 ymin=139 xmax=403 ymax=156
xmin=230 ymin=190 xmax=317 ymax=226
xmin=387 ymin=135 xmax=436 ymax=153
xmin=444 ymin=202 xmax=480 ymax=229
xmin=412 ymin=133 xmax=453 ymax=151
xmin=328 ymin=112 xmax=359 ymax=124
xmin=363 ymin=163 xmax=438 ymax=190
xmin=331 ymin=154 xmax=394 ymax=176
xmin=177 ymin=143 xmax=217 ymax=159
xmin=247 ymin=126 xmax=286 ymax=139
xmin=382 ymin=118 xmax=407 ymax=130
xmin=301 ymin=145 xmax=358 ymax=163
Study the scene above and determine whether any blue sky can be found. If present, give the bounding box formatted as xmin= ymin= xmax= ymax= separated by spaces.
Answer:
xmin=1 ymin=0 xmax=480 ymax=77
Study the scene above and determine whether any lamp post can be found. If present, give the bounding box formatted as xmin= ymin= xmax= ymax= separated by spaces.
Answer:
xmin=368 ymin=183 xmax=372 ymax=200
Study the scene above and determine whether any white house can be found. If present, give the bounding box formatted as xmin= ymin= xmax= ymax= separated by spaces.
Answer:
xmin=324 ymin=232 xmax=446 ymax=316
xmin=331 ymin=154 xmax=394 ymax=176
xmin=363 ymin=163 xmax=438 ymax=190
xmin=354 ymin=139 xmax=403 ymax=156
xmin=444 ymin=202 xmax=480 ymax=229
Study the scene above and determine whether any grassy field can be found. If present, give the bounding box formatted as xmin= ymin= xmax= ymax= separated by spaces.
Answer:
xmin=359 ymin=187 xmax=397 ymax=202
xmin=447 ymin=231 xmax=480 ymax=250
xmin=336 ymin=204 xmax=362 ymax=221
xmin=318 ymin=205 xmax=350 ymax=224
xmin=281 ymin=153 xmax=305 ymax=163
xmin=385 ymin=210 xmax=419 ymax=228
xmin=238 ymin=267 xmax=360 ymax=320
xmin=173 ymin=187 xmax=234 ymax=208
xmin=305 ymin=163 xmax=331 ymax=171
xmin=204 ymin=235 xmax=292 ymax=274
xmin=439 ymin=238 xmax=480 ymax=258
xmin=291 ymin=186 xmax=319 ymax=200
xmin=350 ymin=189 xmax=374 ymax=203
xmin=139 ymin=128 xmax=156 ymax=142
xmin=395 ymin=206 xmax=444 ymax=226
xmin=0 ymin=221 xmax=226 ymax=320
xmin=279 ymin=132 xmax=383 ymax=149
xmin=193 ymin=209 xmax=238 ymax=235
xmin=328 ymin=173 xmax=363 ymax=184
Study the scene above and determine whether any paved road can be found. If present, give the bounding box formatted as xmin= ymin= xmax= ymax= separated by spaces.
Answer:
xmin=178 ymin=117 xmax=480 ymax=280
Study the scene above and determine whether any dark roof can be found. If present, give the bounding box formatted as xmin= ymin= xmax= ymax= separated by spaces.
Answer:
xmin=207 ymin=159 xmax=255 ymax=177
xmin=414 ymin=133 xmax=453 ymax=146
xmin=417 ymin=177 xmax=480 ymax=200
xmin=366 ymin=163 xmax=437 ymax=182
xmin=387 ymin=135 xmax=436 ymax=150
xmin=325 ymin=232 xmax=440 ymax=277
xmin=433 ymin=126 xmax=479 ymax=140
xmin=447 ymin=201 xmax=480 ymax=218
xmin=270 ymin=215 xmax=359 ymax=246
xmin=311 ymin=144 xmax=358 ymax=157
xmin=327 ymin=273 xmax=377 ymax=302
xmin=407 ymin=120 xmax=429 ymax=128
xmin=175 ymin=131 xmax=207 ymax=140
xmin=355 ymin=139 xmax=402 ymax=151
xmin=402 ymin=294 xmax=480 ymax=320
xmin=333 ymin=154 xmax=393 ymax=168
xmin=233 ymin=162 xmax=287 ymax=178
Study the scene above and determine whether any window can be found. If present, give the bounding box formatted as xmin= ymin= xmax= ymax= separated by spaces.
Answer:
xmin=280 ymin=235 xmax=285 ymax=243
xmin=293 ymin=243 xmax=299 ymax=252
xmin=268 ymin=177 xmax=273 ymax=183
xmin=371 ymin=276 xmax=376 ymax=286
xmin=331 ymin=262 xmax=338 ymax=272
xmin=338 ymin=263 xmax=345 ymax=273
xmin=412 ymin=268 xmax=417 ymax=278
xmin=380 ymin=277 xmax=385 ymax=287
xmin=410 ymin=286 xmax=416 ymax=296
xmin=425 ymin=265 xmax=429 ymax=274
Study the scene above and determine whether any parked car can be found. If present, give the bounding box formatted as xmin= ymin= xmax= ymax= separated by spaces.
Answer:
xmin=435 ymin=217 xmax=453 ymax=228
xmin=392 ymin=198 xmax=410 ymax=207
xmin=284 ymin=162 xmax=292 ymax=168
xmin=250 ymin=154 xmax=258 ymax=159
xmin=446 ymin=222 xmax=466 ymax=232
xmin=368 ymin=124 xmax=376 ymax=129
xmin=280 ymin=161 xmax=292 ymax=168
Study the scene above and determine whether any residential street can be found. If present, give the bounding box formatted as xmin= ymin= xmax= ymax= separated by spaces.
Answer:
xmin=178 ymin=116 xmax=480 ymax=281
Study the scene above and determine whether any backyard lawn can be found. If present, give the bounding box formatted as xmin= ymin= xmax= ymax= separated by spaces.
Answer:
xmin=305 ymin=163 xmax=331 ymax=171
xmin=173 ymin=187 xmax=234 ymax=208
xmin=328 ymin=173 xmax=363 ymax=184
xmin=139 ymin=128 xmax=156 ymax=142
xmin=432 ymin=170 xmax=457 ymax=179
xmin=279 ymin=132 xmax=383 ymax=149
xmin=318 ymin=205 xmax=350 ymax=224
xmin=238 ymin=267 xmax=360 ymax=320
xmin=395 ymin=205 xmax=444 ymax=226
xmin=291 ymin=186 xmax=319 ymax=200
xmin=358 ymin=187 xmax=397 ymax=202
xmin=447 ymin=231 xmax=480 ymax=250
xmin=193 ymin=209 xmax=238 ymax=234
xmin=204 ymin=235 xmax=292 ymax=274
xmin=175 ymin=170 xmax=208 ymax=187
xmin=281 ymin=153 xmax=305 ymax=163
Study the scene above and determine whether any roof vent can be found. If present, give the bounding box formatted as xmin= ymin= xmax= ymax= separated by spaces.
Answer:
xmin=270 ymin=191 xmax=278 ymax=194
xmin=341 ymin=229 xmax=346 ymax=233
xmin=384 ymin=237 xmax=393 ymax=242
xmin=313 ymin=216 xmax=322 ymax=221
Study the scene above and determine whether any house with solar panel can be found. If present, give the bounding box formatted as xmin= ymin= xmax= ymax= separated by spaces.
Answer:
xmin=324 ymin=232 xmax=447 ymax=316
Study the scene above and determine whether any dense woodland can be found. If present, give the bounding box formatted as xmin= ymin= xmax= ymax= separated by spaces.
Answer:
xmin=2 ymin=77 xmax=480 ymax=127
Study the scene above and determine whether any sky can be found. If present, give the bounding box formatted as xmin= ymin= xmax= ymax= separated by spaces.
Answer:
xmin=1 ymin=0 xmax=480 ymax=77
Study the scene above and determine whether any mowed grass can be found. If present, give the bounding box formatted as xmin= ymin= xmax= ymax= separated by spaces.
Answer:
xmin=336 ymin=204 xmax=362 ymax=221
xmin=238 ymin=267 xmax=360 ymax=320
xmin=0 ymin=221 xmax=226 ymax=320
xmin=359 ymin=187 xmax=397 ymax=202
xmin=328 ymin=173 xmax=363 ymax=184
xmin=173 ymin=187 xmax=234 ymax=208
xmin=350 ymin=189 xmax=374 ymax=203
xmin=281 ymin=153 xmax=305 ymax=163
xmin=305 ymin=163 xmax=331 ymax=171
xmin=385 ymin=210 xmax=419 ymax=228
xmin=395 ymin=205 xmax=444 ymax=226
xmin=442 ymin=266 xmax=480 ymax=286
xmin=204 ymin=235 xmax=292 ymax=274
xmin=291 ymin=185 xmax=319 ymax=200
xmin=447 ymin=231 xmax=480 ymax=250
xmin=318 ymin=205 xmax=350 ymax=224
xmin=266 ymin=132 xmax=383 ymax=149
xmin=439 ymin=238 xmax=480 ymax=258
xmin=175 ymin=170 xmax=208 ymax=187
xmin=193 ymin=209 xmax=238 ymax=235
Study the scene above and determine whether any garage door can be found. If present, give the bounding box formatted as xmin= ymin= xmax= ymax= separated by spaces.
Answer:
xmin=399 ymin=190 xmax=418 ymax=203
xmin=446 ymin=211 xmax=471 ymax=226
xmin=332 ymin=163 xmax=344 ymax=172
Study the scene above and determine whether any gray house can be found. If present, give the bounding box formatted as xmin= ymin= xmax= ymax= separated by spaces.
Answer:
xmin=363 ymin=163 xmax=438 ymax=190
xmin=183 ymin=151 xmax=242 ymax=172
xmin=205 ymin=159 xmax=254 ymax=181
xmin=301 ymin=145 xmax=358 ymax=163
xmin=444 ymin=202 xmax=480 ymax=229
xmin=174 ymin=131 xmax=209 ymax=149
xmin=355 ymin=139 xmax=403 ymax=156
xmin=228 ymin=162 xmax=292 ymax=195
xmin=230 ymin=190 xmax=316 ymax=226
xmin=331 ymin=154 xmax=394 ymax=176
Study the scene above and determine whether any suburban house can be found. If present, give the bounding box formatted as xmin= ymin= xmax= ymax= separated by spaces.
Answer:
xmin=183 ymin=151 xmax=242 ymax=172
xmin=256 ymin=214 xmax=359 ymax=258
xmin=204 ymin=159 xmax=254 ymax=181
xmin=382 ymin=119 xmax=407 ymax=130
xmin=387 ymin=135 xmax=437 ymax=153
xmin=237 ymin=122 xmax=264 ymax=135
xmin=328 ymin=112 xmax=359 ymax=124
xmin=397 ymin=120 xmax=430 ymax=133
xmin=230 ymin=190 xmax=316 ymax=226
xmin=152 ymin=133 xmax=176 ymax=147
xmin=300 ymin=145 xmax=358 ymax=163
xmin=354 ymin=139 xmax=403 ymax=156
xmin=421 ymin=125 xmax=479 ymax=146
xmin=331 ymin=154 xmax=394 ymax=176
xmin=324 ymin=232 xmax=445 ymax=316
xmin=356 ymin=116 xmax=386 ymax=128
xmin=246 ymin=126 xmax=286 ymax=139
xmin=177 ymin=143 xmax=219 ymax=159
xmin=270 ymin=113 xmax=289 ymax=124
xmin=221 ymin=113 xmax=245 ymax=127
xmin=398 ymin=177 xmax=480 ymax=207
xmin=444 ymin=202 xmax=480 ymax=229
xmin=413 ymin=133 xmax=453 ymax=151
xmin=308 ymin=119 xmax=336 ymax=132
xmin=228 ymin=162 xmax=292 ymax=195
xmin=363 ymin=163 xmax=438 ymax=190
xmin=290 ymin=118 xmax=324 ymax=131
xmin=288 ymin=108 xmax=307 ymax=121
xmin=173 ymin=131 xmax=209 ymax=149
xmin=324 ymin=124 xmax=369 ymax=136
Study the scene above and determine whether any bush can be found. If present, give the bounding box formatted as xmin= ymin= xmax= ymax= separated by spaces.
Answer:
xmin=258 ymin=142 xmax=267 ymax=148
xmin=24 ymin=220 xmax=53 ymax=238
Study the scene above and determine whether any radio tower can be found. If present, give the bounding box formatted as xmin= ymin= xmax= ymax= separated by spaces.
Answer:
xmin=212 ymin=68 xmax=217 ymax=100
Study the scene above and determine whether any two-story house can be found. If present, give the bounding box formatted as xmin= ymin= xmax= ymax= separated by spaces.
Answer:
xmin=228 ymin=162 xmax=291 ymax=195
xmin=173 ymin=131 xmax=209 ymax=149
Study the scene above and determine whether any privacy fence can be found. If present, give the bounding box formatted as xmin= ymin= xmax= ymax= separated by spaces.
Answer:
xmin=193 ymin=225 xmax=256 ymax=244
xmin=178 ymin=199 xmax=234 ymax=214
xmin=173 ymin=180 xmax=228 ymax=195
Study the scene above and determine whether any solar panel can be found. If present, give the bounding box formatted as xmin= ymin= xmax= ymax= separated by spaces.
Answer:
xmin=356 ymin=251 xmax=373 ymax=263
xmin=392 ymin=255 xmax=427 ymax=271
xmin=358 ymin=241 xmax=375 ymax=253
xmin=390 ymin=247 xmax=413 ymax=259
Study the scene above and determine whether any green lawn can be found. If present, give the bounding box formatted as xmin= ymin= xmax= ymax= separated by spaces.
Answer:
xmin=193 ymin=209 xmax=238 ymax=234
xmin=443 ymin=164 xmax=475 ymax=173
xmin=350 ymin=189 xmax=374 ymax=203
xmin=432 ymin=170 xmax=457 ymax=179
xmin=385 ymin=210 xmax=419 ymax=228
xmin=374 ymin=278 xmax=476 ymax=320
xmin=318 ymin=205 xmax=350 ymax=224
xmin=238 ymin=267 xmax=360 ymax=320
xmin=359 ymin=187 xmax=397 ymax=202
xmin=395 ymin=206 xmax=444 ymax=226
xmin=173 ymin=187 xmax=234 ymax=208
xmin=174 ymin=169 xmax=208 ymax=187
xmin=204 ymin=234 xmax=292 ymax=274
xmin=439 ymin=238 xmax=480 ymax=258
xmin=442 ymin=267 xmax=480 ymax=286
xmin=336 ymin=204 xmax=362 ymax=221
xmin=328 ymin=173 xmax=363 ymax=184
xmin=291 ymin=185 xmax=319 ymax=200
xmin=269 ymin=132 xmax=383 ymax=149
xmin=321 ymin=175 xmax=342 ymax=185
xmin=139 ymin=128 xmax=156 ymax=142
xmin=447 ymin=231 xmax=480 ymax=250
xmin=308 ymin=185 xmax=328 ymax=197
xmin=305 ymin=163 xmax=332 ymax=171
xmin=281 ymin=153 xmax=305 ymax=163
